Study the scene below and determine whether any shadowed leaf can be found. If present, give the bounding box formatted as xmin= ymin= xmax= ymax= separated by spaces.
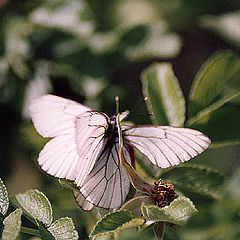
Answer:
xmin=160 ymin=165 xmax=225 ymax=198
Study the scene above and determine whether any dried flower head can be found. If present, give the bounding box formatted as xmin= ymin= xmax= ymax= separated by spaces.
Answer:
xmin=149 ymin=179 xmax=176 ymax=208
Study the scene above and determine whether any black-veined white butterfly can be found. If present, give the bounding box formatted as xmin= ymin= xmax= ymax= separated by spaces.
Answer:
xmin=29 ymin=94 xmax=211 ymax=210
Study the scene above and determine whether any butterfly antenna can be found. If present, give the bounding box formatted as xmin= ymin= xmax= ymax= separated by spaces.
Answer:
xmin=115 ymin=96 xmax=119 ymax=114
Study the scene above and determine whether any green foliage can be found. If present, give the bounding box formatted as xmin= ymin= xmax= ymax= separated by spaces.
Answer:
xmin=1 ymin=0 xmax=240 ymax=239
xmin=90 ymin=197 xmax=197 ymax=238
xmin=91 ymin=210 xmax=144 ymax=238
xmin=141 ymin=63 xmax=185 ymax=127
xmin=138 ymin=51 xmax=240 ymax=239
xmin=12 ymin=189 xmax=53 ymax=226
xmin=160 ymin=165 xmax=225 ymax=199
xmin=187 ymin=50 xmax=240 ymax=146
xmin=48 ymin=217 xmax=79 ymax=240
xmin=141 ymin=196 xmax=197 ymax=225
xmin=0 ymin=178 xmax=78 ymax=240
xmin=2 ymin=209 xmax=22 ymax=240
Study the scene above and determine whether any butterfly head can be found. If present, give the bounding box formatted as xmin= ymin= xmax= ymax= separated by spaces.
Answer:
xmin=110 ymin=110 xmax=130 ymax=125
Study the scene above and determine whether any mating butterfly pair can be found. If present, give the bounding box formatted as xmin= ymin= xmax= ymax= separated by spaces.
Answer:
xmin=29 ymin=94 xmax=210 ymax=210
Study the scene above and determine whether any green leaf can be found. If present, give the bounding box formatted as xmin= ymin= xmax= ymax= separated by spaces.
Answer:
xmin=160 ymin=165 xmax=225 ymax=198
xmin=141 ymin=62 xmax=185 ymax=127
xmin=121 ymin=196 xmax=154 ymax=218
xmin=188 ymin=50 xmax=240 ymax=119
xmin=90 ymin=210 xmax=144 ymax=237
xmin=12 ymin=189 xmax=53 ymax=226
xmin=0 ymin=178 xmax=9 ymax=216
xmin=48 ymin=217 xmax=79 ymax=240
xmin=187 ymin=91 xmax=240 ymax=126
xmin=188 ymin=105 xmax=240 ymax=147
xmin=2 ymin=209 xmax=22 ymax=240
xmin=141 ymin=196 xmax=197 ymax=225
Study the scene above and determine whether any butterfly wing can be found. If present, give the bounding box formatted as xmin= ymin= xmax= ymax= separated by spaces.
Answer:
xmin=79 ymin=141 xmax=132 ymax=209
xmin=29 ymin=94 xmax=91 ymax=138
xmin=29 ymin=94 xmax=109 ymax=184
xmin=124 ymin=126 xmax=211 ymax=168
xmin=73 ymin=190 xmax=94 ymax=211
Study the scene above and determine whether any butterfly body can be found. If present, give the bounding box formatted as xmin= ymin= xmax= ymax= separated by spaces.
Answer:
xmin=29 ymin=94 xmax=210 ymax=210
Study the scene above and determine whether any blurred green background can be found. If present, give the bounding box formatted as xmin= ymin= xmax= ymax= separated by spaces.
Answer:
xmin=1 ymin=0 xmax=240 ymax=239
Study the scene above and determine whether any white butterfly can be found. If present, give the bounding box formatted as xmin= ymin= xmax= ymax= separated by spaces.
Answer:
xmin=29 ymin=94 xmax=211 ymax=210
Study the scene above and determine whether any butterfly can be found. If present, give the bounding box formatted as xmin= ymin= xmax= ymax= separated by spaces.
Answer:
xmin=29 ymin=94 xmax=211 ymax=210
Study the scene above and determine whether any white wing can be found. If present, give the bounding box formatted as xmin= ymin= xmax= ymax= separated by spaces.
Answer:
xmin=124 ymin=126 xmax=211 ymax=169
xmin=79 ymin=141 xmax=132 ymax=209
xmin=29 ymin=94 xmax=90 ymax=138
xmin=29 ymin=94 xmax=109 ymax=184
xmin=73 ymin=190 xmax=94 ymax=211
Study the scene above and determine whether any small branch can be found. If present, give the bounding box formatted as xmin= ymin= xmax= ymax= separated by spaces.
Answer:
xmin=21 ymin=226 xmax=41 ymax=237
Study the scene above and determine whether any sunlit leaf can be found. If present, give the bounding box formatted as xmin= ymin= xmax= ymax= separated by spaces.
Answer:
xmin=90 ymin=210 xmax=144 ymax=237
xmin=141 ymin=196 xmax=197 ymax=225
xmin=160 ymin=165 xmax=225 ymax=198
xmin=0 ymin=178 xmax=9 ymax=216
xmin=141 ymin=62 xmax=185 ymax=126
xmin=12 ymin=189 xmax=53 ymax=226
xmin=2 ymin=209 xmax=22 ymax=240
xmin=48 ymin=217 xmax=79 ymax=240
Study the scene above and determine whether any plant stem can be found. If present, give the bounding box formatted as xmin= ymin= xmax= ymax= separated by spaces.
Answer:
xmin=21 ymin=226 xmax=41 ymax=237
xmin=153 ymin=222 xmax=165 ymax=240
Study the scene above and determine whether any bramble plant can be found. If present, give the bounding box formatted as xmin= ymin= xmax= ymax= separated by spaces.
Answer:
xmin=1 ymin=50 xmax=240 ymax=239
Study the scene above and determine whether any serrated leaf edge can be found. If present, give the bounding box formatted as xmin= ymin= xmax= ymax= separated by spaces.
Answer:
xmin=48 ymin=217 xmax=79 ymax=239
xmin=90 ymin=209 xmax=143 ymax=237
xmin=141 ymin=196 xmax=197 ymax=225
xmin=14 ymin=189 xmax=53 ymax=226
xmin=2 ymin=208 xmax=22 ymax=240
